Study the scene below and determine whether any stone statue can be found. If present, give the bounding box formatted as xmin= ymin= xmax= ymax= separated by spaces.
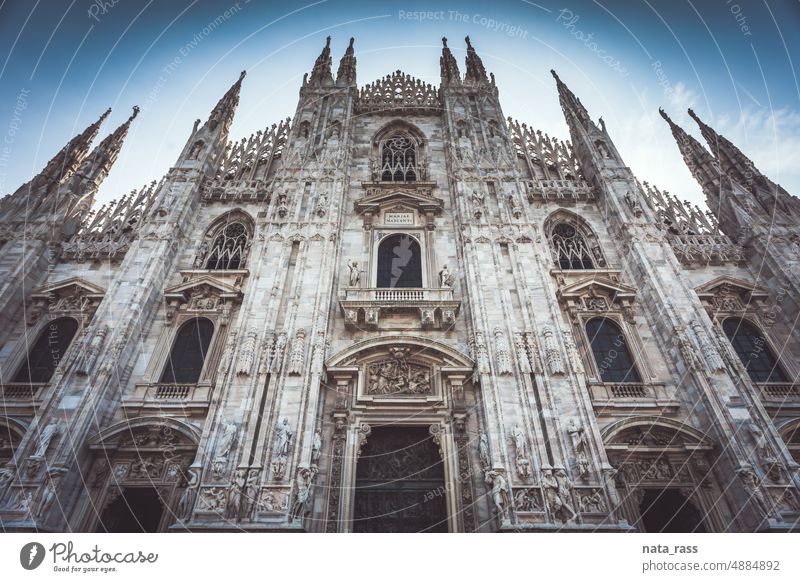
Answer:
xmin=510 ymin=424 xmax=528 ymax=475
xmin=567 ymin=419 xmax=590 ymax=480
xmin=485 ymin=468 xmax=511 ymax=523
xmin=38 ymin=473 xmax=63 ymax=518
xmin=244 ymin=469 xmax=260 ymax=519
xmin=33 ymin=420 xmax=60 ymax=458
xmin=275 ymin=418 xmax=292 ymax=457
xmin=193 ymin=241 xmax=209 ymax=268
xmin=215 ymin=422 xmax=237 ymax=460
xmin=478 ymin=433 xmax=491 ymax=469
xmin=736 ymin=464 xmax=776 ymax=518
xmin=542 ymin=468 xmax=576 ymax=522
xmin=290 ymin=465 xmax=315 ymax=522
xmin=439 ymin=265 xmax=453 ymax=288
xmin=311 ymin=430 xmax=322 ymax=465
xmin=347 ymin=259 xmax=360 ymax=287
xmin=176 ymin=468 xmax=199 ymax=520
xmin=226 ymin=469 xmax=246 ymax=520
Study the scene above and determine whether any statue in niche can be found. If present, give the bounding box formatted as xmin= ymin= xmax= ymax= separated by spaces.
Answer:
xmin=510 ymin=424 xmax=530 ymax=478
xmin=542 ymin=467 xmax=576 ymax=522
xmin=290 ymin=465 xmax=316 ymax=523
xmin=215 ymin=422 xmax=237 ymax=461
xmin=566 ymin=419 xmax=590 ymax=480
xmin=439 ymin=265 xmax=454 ymax=288
xmin=275 ymin=418 xmax=293 ymax=457
xmin=485 ymin=468 xmax=511 ymax=523
xmin=478 ymin=433 xmax=491 ymax=470
xmin=311 ymin=430 xmax=322 ymax=465
xmin=176 ymin=468 xmax=199 ymax=520
xmin=347 ymin=259 xmax=360 ymax=287
xmin=193 ymin=241 xmax=209 ymax=268
xmin=226 ymin=469 xmax=246 ymax=520
xmin=244 ymin=469 xmax=260 ymax=519
xmin=32 ymin=420 xmax=60 ymax=459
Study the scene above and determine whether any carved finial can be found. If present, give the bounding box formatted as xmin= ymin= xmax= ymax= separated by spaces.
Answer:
xmin=442 ymin=37 xmax=448 ymax=47
xmin=130 ymin=106 xmax=140 ymax=120
xmin=465 ymin=36 xmax=472 ymax=48
xmin=239 ymin=70 xmax=246 ymax=80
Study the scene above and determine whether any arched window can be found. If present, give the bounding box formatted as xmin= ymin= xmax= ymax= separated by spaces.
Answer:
xmin=586 ymin=318 xmax=641 ymax=383
xmin=376 ymin=234 xmax=422 ymax=288
xmin=160 ymin=318 xmax=214 ymax=384
xmin=722 ymin=318 xmax=787 ymax=383
xmin=379 ymin=133 xmax=419 ymax=182
xmin=13 ymin=317 xmax=79 ymax=384
xmin=206 ymin=222 xmax=248 ymax=270
xmin=551 ymin=223 xmax=594 ymax=269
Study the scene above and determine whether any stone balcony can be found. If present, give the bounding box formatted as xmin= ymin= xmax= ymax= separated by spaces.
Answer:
xmin=340 ymin=287 xmax=460 ymax=330
xmin=756 ymin=383 xmax=800 ymax=411
xmin=122 ymin=382 xmax=213 ymax=416
xmin=588 ymin=382 xmax=679 ymax=414
xmin=0 ymin=382 xmax=46 ymax=414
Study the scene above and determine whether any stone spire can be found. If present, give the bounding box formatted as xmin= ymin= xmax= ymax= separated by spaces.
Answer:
xmin=687 ymin=108 xmax=791 ymax=197
xmin=202 ymin=70 xmax=246 ymax=136
xmin=55 ymin=106 xmax=139 ymax=230
xmin=336 ymin=37 xmax=357 ymax=86
xmin=34 ymin=108 xmax=111 ymax=190
xmin=72 ymin=106 xmax=139 ymax=186
xmin=309 ymin=36 xmax=334 ymax=86
xmin=659 ymin=108 xmax=723 ymax=192
xmin=0 ymin=108 xmax=112 ymax=221
xmin=463 ymin=36 xmax=488 ymax=85
xmin=439 ymin=37 xmax=461 ymax=86
xmin=550 ymin=70 xmax=595 ymax=133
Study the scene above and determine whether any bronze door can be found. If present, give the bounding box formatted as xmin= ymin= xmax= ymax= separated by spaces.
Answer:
xmin=353 ymin=427 xmax=447 ymax=532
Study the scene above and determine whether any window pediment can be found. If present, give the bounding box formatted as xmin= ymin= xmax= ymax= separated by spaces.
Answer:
xmin=695 ymin=276 xmax=769 ymax=312
xmin=28 ymin=277 xmax=105 ymax=325
xmin=163 ymin=276 xmax=243 ymax=324
xmin=355 ymin=188 xmax=443 ymax=230
xmin=557 ymin=275 xmax=636 ymax=314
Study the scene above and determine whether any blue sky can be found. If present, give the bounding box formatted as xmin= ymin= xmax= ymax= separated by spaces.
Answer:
xmin=0 ymin=0 xmax=798 ymax=207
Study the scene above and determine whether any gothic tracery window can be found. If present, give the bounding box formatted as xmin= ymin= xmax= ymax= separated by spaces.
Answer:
xmin=205 ymin=221 xmax=248 ymax=270
xmin=376 ymin=234 xmax=422 ymax=288
xmin=380 ymin=132 xmax=419 ymax=182
xmin=585 ymin=318 xmax=641 ymax=383
xmin=12 ymin=317 xmax=79 ymax=384
xmin=551 ymin=223 xmax=594 ymax=269
xmin=722 ymin=318 xmax=787 ymax=383
xmin=159 ymin=318 xmax=214 ymax=384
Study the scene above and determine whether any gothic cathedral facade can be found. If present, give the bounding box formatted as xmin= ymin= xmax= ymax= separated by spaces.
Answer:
xmin=1 ymin=37 xmax=799 ymax=533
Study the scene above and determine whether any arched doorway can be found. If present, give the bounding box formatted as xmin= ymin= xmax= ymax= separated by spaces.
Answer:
xmin=97 ymin=487 xmax=164 ymax=533
xmin=638 ymin=488 xmax=707 ymax=533
xmin=376 ymin=234 xmax=422 ymax=288
xmin=603 ymin=418 xmax=719 ymax=532
xmin=353 ymin=426 xmax=447 ymax=532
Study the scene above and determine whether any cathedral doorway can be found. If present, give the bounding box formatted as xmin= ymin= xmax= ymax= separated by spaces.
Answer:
xmin=352 ymin=426 xmax=447 ymax=532
xmin=96 ymin=487 xmax=164 ymax=532
xmin=637 ymin=488 xmax=707 ymax=533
